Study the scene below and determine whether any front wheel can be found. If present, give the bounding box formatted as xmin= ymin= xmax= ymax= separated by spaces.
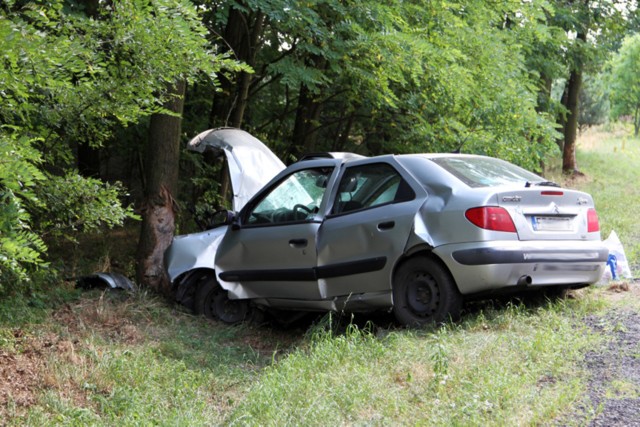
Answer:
xmin=392 ymin=257 xmax=462 ymax=327
xmin=194 ymin=277 xmax=250 ymax=324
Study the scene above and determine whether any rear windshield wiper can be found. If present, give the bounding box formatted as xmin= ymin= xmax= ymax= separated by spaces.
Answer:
xmin=525 ymin=180 xmax=560 ymax=188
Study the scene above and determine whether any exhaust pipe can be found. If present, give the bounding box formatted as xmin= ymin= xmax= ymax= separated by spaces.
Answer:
xmin=517 ymin=275 xmax=532 ymax=286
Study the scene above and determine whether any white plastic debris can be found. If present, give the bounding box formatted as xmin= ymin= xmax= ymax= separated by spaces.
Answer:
xmin=599 ymin=230 xmax=633 ymax=283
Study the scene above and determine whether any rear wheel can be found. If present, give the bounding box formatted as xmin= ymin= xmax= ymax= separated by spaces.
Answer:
xmin=194 ymin=277 xmax=250 ymax=324
xmin=392 ymin=257 xmax=462 ymax=327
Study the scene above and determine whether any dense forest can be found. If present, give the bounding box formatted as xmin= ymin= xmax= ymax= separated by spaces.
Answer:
xmin=1 ymin=0 xmax=639 ymax=293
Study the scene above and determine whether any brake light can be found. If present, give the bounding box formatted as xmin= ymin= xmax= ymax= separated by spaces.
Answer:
xmin=587 ymin=208 xmax=600 ymax=232
xmin=541 ymin=191 xmax=564 ymax=196
xmin=465 ymin=207 xmax=516 ymax=232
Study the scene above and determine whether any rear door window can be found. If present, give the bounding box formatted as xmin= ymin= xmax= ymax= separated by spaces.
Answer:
xmin=332 ymin=163 xmax=415 ymax=215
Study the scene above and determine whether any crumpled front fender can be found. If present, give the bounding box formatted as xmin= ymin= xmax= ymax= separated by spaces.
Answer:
xmin=164 ymin=226 xmax=228 ymax=283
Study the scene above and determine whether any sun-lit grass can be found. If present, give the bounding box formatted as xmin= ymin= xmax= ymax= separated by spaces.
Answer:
xmin=0 ymin=275 xmax=628 ymax=426
xmin=226 ymin=297 xmax=606 ymax=426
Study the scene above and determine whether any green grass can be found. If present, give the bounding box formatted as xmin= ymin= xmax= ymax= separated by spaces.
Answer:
xmin=227 ymin=299 xmax=606 ymax=426
xmin=1 ymin=289 xmax=611 ymax=426
xmin=2 ymin=125 xmax=639 ymax=426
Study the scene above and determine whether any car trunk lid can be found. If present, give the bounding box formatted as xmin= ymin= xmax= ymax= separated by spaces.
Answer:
xmin=497 ymin=187 xmax=598 ymax=241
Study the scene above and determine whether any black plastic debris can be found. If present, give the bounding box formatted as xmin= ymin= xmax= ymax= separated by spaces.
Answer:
xmin=76 ymin=272 xmax=135 ymax=292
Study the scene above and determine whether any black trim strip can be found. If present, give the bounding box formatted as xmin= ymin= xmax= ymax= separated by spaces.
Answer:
xmin=452 ymin=247 xmax=609 ymax=266
xmin=219 ymin=257 xmax=387 ymax=282
xmin=317 ymin=257 xmax=387 ymax=279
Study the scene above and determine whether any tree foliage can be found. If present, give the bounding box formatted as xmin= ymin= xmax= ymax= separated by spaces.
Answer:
xmin=579 ymin=74 xmax=610 ymax=131
xmin=0 ymin=0 xmax=243 ymax=285
xmin=195 ymin=0 xmax=563 ymax=171
xmin=609 ymin=33 xmax=640 ymax=136
xmin=1 ymin=0 xmax=637 ymax=288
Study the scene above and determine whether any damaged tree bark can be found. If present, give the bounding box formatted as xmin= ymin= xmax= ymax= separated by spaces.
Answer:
xmin=136 ymin=80 xmax=185 ymax=296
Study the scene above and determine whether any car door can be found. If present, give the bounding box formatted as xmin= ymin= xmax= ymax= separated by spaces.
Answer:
xmin=316 ymin=160 xmax=424 ymax=298
xmin=214 ymin=164 xmax=336 ymax=300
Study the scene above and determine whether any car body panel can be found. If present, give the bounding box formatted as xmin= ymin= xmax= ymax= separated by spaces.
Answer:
xmin=165 ymin=128 xmax=286 ymax=283
xmin=216 ymin=221 xmax=323 ymax=299
xmin=434 ymin=239 xmax=608 ymax=294
xmin=315 ymin=156 xmax=427 ymax=301
xmin=166 ymin=130 xmax=608 ymax=317
xmin=188 ymin=128 xmax=286 ymax=211
xmin=165 ymin=227 xmax=226 ymax=282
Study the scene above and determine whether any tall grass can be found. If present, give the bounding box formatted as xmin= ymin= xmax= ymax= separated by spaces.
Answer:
xmin=226 ymin=298 xmax=605 ymax=426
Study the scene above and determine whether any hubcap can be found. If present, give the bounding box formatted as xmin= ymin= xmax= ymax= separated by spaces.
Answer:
xmin=406 ymin=272 xmax=440 ymax=317
xmin=214 ymin=292 xmax=249 ymax=324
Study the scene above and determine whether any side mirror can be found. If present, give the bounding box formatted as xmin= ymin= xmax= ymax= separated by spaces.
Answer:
xmin=211 ymin=209 xmax=235 ymax=228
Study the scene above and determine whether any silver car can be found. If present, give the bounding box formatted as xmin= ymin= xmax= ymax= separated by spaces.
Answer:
xmin=166 ymin=128 xmax=608 ymax=327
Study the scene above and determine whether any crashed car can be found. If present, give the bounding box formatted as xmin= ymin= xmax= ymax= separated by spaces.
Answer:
xmin=165 ymin=128 xmax=608 ymax=327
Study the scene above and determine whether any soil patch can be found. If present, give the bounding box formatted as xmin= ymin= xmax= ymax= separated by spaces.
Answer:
xmin=567 ymin=281 xmax=640 ymax=426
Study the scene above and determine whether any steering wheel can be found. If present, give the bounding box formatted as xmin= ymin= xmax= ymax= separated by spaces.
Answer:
xmin=293 ymin=204 xmax=313 ymax=219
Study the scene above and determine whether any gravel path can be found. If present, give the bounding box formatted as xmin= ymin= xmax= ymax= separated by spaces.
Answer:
xmin=571 ymin=285 xmax=640 ymax=426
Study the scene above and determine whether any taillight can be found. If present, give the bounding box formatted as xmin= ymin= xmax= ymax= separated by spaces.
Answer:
xmin=465 ymin=207 xmax=517 ymax=233
xmin=587 ymin=208 xmax=600 ymax=232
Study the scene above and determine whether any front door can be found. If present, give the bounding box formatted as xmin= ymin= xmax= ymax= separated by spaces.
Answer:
xmin=215 ymin=166 xmax=335 ymax=300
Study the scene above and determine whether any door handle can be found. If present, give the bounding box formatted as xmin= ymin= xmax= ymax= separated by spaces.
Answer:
xmin=289 ymin=238 xmax=308 ymax=248
xmin=377 ymin=221 xmax=395 ymax=231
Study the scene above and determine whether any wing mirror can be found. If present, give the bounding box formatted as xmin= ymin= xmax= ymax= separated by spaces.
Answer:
xmin=211 ymin=209 xmax=236 ymax=228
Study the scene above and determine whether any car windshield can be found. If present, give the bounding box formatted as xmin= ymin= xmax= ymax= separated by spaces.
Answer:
xmin=245 ymin=168 xmax=332 ymax=225
xmin=430 ymin=156 xmax=543 ymax=188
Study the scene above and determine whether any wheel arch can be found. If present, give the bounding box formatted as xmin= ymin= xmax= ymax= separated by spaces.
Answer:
xmin=392 ymin=246 xmax=462 ymax=295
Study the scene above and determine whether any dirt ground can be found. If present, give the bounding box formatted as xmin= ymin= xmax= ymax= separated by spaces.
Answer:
xmin=578 ymin=281 xmax=640 ymax=427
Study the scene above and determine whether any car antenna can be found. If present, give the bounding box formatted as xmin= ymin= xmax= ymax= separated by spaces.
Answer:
xmin=452 ymin=135 xmax=469 ymax=154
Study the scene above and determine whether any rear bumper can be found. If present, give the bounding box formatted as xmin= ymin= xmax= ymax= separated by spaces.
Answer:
xmin=434 ymin=240 xmax=608 ymax=295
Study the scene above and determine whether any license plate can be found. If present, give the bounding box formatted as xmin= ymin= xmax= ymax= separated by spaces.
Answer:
xmin=531 ymin=216 xmax=574 ymax=231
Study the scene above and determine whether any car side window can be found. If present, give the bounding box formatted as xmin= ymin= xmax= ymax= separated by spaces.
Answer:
xmin=245 ymin=168 xmax=333 ymax=225
xmin=332 ymin=163 xmax=415 ymax=215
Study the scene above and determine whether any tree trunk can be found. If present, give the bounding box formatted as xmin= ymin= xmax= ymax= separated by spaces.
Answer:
xmin=290 ymin=83 xmax=324 ymax=159
xmin=209 ymin=8 xmax=265 ymax=128
xmin=136 ymin=80 xmax=186 ymax=295
xmin=562 ymin=30 xmax=587 ymax=174
xmin=562 ymin=68 xmax=582 ymax=173
xmin=635 ymin=105 xmax=639 ymax=137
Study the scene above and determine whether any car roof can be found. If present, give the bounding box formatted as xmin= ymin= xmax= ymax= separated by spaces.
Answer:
xmin=298 ymin=152 xmax=367 ymax=161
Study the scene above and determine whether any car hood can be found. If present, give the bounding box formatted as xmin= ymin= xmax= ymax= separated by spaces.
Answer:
xmin=188 ymin=128 xmax=286 ymax=211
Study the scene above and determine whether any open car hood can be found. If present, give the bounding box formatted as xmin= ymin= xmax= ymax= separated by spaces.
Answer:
xmin=188 ymin=128 xmax=286 ymax=211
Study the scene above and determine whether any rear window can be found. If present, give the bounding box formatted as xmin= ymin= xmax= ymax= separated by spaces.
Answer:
xmin=430 ymin=156 xmax=542 ymax=188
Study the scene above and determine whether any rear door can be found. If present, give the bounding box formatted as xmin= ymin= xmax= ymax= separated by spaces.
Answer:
xmin=316 ymin=160 xmax=424 ymax=298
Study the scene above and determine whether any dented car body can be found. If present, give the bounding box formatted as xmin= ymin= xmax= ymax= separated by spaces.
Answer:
xmin=165 ymin=128 xmax=608 ymax=326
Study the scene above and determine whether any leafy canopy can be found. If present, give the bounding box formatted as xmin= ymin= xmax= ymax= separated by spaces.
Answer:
xmin=0 ymin=0 xmax=244 ymax=285
xmin=608 ymin=33 xmax=640 ymax=135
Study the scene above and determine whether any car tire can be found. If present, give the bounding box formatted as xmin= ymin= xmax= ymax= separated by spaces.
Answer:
xmin=176 ymin=272 xmax=212 ymax=313
xmin=194 ymin=277 xmax=220 ymax=318
xmin=193 ymin=277 xmax=250 ymax=324
xmin=392 ymin=256 xmax=462 ymax=327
